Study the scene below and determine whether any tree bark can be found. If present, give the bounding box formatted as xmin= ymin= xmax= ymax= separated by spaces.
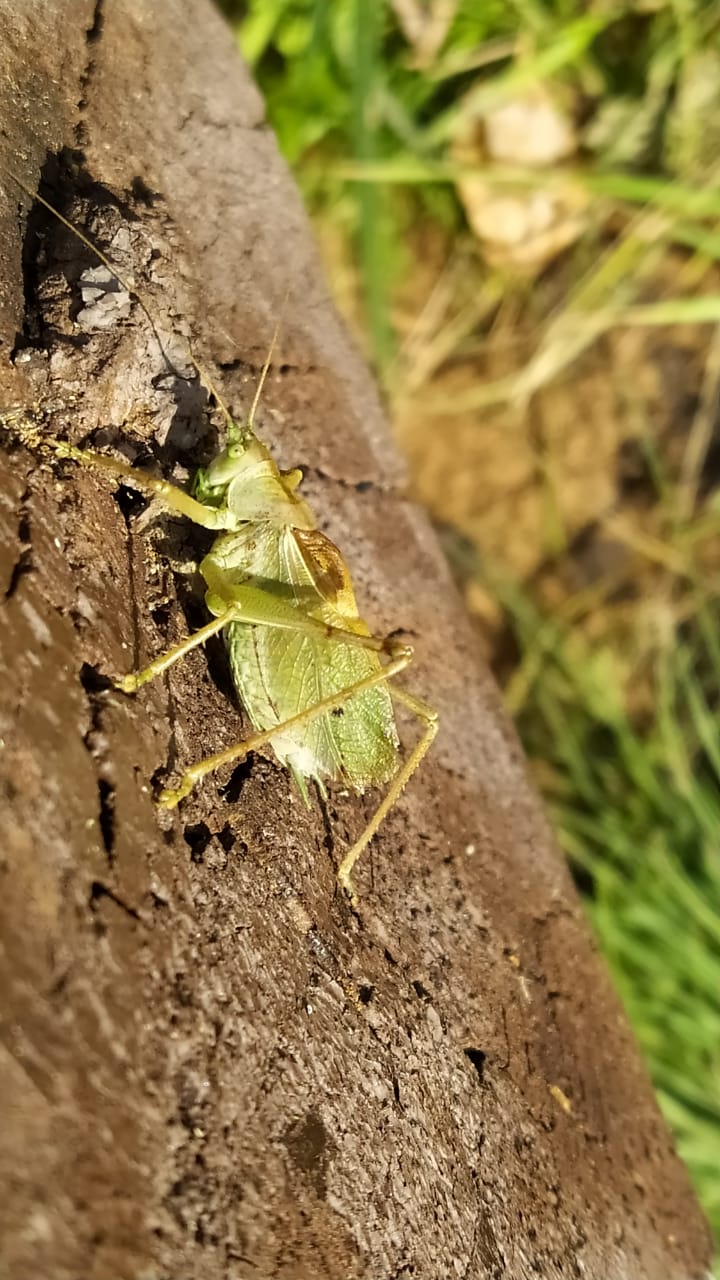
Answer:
xmin=0 ymin=4 xmax=711 ymax=1278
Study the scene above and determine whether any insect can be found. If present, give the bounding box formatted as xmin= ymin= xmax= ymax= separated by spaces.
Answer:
xmin=3 ymin=173 xmax=438 ymax=898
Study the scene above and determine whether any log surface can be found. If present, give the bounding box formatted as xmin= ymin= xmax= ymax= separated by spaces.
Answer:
xmin=0 ymin=3 xmax=711 ymax=1278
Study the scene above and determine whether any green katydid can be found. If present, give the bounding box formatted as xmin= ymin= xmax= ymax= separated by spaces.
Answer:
xmin=4 ymin=175 xmax=438 ymax=898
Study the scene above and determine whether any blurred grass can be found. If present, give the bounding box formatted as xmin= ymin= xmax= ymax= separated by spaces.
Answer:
xmin=222 ymin=0 xmax=720 ymax=1247
xmin=500 ymin=577 xmax=720 ymax=1238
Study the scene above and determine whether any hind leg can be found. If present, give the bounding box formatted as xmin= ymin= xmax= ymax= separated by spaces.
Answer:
xmin=336 ymin=686 xmax=438 ymax=900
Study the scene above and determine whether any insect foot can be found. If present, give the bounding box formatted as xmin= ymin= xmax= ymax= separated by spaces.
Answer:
xmin=337 ymin=860 xmax=360 ymax=905
xmin=116 ymin=672 xmax=143 ymax=694
xmin=157 ymin=779 xmax=194 ymax=810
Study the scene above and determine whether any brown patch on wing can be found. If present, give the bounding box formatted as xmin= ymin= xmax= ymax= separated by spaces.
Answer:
xmin=293 ymin=528 xmax=360 ymax=617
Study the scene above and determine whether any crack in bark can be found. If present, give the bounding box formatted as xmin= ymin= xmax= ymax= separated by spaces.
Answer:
xmin=96 ymin=776 xmax=116 ymax=860
xmin=79 ymin=661 xmax=117 ymax=866
xmin=4 ymin=488 xmax=33 ymax=600
xmin=89 ymin=878 xmax=141 ymax=922
xmin=75 ymin=0 xmax=105 ymax=145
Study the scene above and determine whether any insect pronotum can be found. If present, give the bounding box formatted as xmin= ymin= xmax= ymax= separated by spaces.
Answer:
xmin=3 ymin=172 xmax=438 ymax=899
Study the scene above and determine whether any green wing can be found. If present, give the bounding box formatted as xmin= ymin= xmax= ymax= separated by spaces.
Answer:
xmin=207 ymin=522 xmax=400 ymax=793
xmin=225 ymin=618 xmax=399 ymax=793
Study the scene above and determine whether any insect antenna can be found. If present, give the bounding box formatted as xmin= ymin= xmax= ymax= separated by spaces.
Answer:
xmin=247 ymin=319 xmax=280 ymax=432
xmin=233 ymin=289 xmax=289 ymax=448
